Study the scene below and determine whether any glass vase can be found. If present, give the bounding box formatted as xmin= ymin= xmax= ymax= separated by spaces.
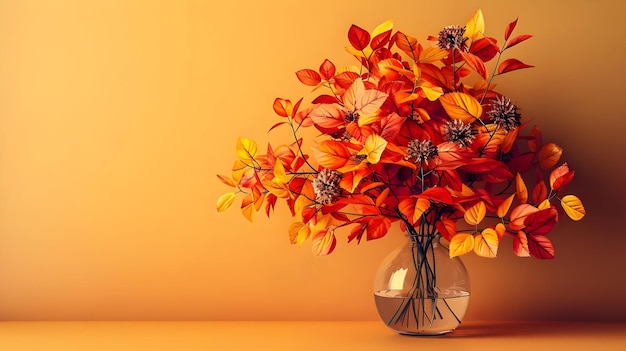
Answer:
xmin=374 ymin=234 xmax=470 ymax=335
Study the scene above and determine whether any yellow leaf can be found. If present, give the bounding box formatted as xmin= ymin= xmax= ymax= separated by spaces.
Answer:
xmin=420 ymin=85 xmax=444 ymax=101
xmin=515 ymin=173 xmax=528 ymax=204
xmin=538 ymin=143 xmax=563 ymax=170
xmin=465 ymin=9 xmax=485 ymax=48
xmin=216 ymin=192 xmax=236 ymax=212
xmin=418 ymin=47 xmax=448 ymax=63
xmin=449 ymin=233 xmax=475 ymax=257
xmin=537 ymin=199 xmax=551 ymax=210
xmin=474 ymin=228 xmax=499 ymax=258
xmin=464 ymin=201 xmax=486 ymax=226
xmin=359 ymin=134 xmax=388 ymax=164
xmin=497 ymin=193 xmax=515 ymax=218
xmin=439 ymin=92 xmax=483 ymax=124
xmin=236 ymin=138 xmax=258 ymax=164
xmin=372 ymin=19 xmax=394 ymax=38
xmin=561 ymin=195 xmax=586 ymax=221
xmin=288 ymin=222 xmax=311 ymax=247
xmin=273 ymin=160 xmax=289 ymax=185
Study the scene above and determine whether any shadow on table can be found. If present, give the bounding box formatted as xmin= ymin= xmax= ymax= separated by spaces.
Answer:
xmin=439 ymin=321 xmax=620 ymax=338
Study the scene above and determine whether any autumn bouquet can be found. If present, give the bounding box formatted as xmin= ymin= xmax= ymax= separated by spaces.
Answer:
xmin=216 ymin=9 xmax=585 ymax=333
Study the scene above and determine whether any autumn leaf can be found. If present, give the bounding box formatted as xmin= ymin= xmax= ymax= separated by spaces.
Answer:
xmin=464 ymin=9 xmax=485 ymax=49
xmin=450 ymin=233 xmax=475 ymax=257
xmin=505 ymin=34 xmax=533 ymax=50
xmin=497 ymin=193 xmax=515 ymax=218
xmin=528 ymin=234 xmax=555 ymax=259
xmin=464 ymin=201 xmax=486 ymax=226
xmin=241 ymin=193 xmax=255 ymax=222
xmin=236 ymin=138 xmax=258 ymax=164
xmin=296 ymin=69 xmax=322 ymax=86
xmin=513 ymin=231 xmax=530 ymax=257
xmin=538 ymin=143 xmax=563 ymax=170
xmin=509 ymin=204 xmax=539 ymax=230
xmin=561 ymin=195 xmax=586 ymax=221
xmin=288 ymin=222 xmax=311 ymax=247
xmin=370 ymin=20 xmax=394 ymax=50
xmin=523 ymin=208 xmax=557 ymax=235
xmin=504 ymin=18 xmax=518 ymax=41
xmin=319 ymin=59 xmax=336 ymax=81
xmin=273 ymin=98 xmax=293 ymax=117
xmin=474 ymin=228 xmax=499 ymax=258
xmin=348 ymin=24 xmax=370 ymax=51
xmin=439 ymin=92 xmax=483 ymax=124
xmin=398 ymin=197 xmax=430 ymax=224
xmin=436 ymin=218 xmax=457 ymax=242
xmin=312 ymin=230 xmax=336 ymax=256
xmin=550 ymin=163 xmax=575 ymax=191
xmin=216 ymin=192 xmax=236 ymax=212
xmin=312 ymin=140 xmax=352 ymax=170
xmin=515 ymin=173 xmax=528 ymax=204
xmin=217 ymin=174 xmax=236 ymax=187
xmin=394 ymin=31 xmax=420 ymax=61
xmin=460 ymin=51 xmax=488 ymax=79
xmin=497 ymin=58 xmax=534 ymax=74
xmin=359 ymin=134 xmax=388 ymax=164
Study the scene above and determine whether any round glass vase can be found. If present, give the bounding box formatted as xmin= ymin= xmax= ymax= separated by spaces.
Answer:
xmin=373 ymin=234 xmax=470 ymax=335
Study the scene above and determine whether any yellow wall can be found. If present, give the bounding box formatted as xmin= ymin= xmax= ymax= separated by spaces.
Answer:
xmin=1 ymin=0 xmax=625 ymax=321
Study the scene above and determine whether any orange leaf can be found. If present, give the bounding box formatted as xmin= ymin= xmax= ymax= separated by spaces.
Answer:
xmin=295 ymin=69 xmax=321 ymax=86
xmin=497 ymin=58 xmax=534 ymax=74
xmin=460 ymin=51 xmax=488 ymax=80
xmin=216 ymin=192 xmax=236 ymax=212
xmin=538 ymin=143 xmax=563 ymax=170
xmin=418 ymin=186 xmax=454 ymax=205
xmin=311 ymin=230 xmax=336 ymax=256
xmin=366 ymin=216 xmax=391 ymax=240
xmin=497 ymin=193 xmax=515 ymax=218
xmin=561 ymin=195 xmax=586 ymax=221
xmin=241 ymin=193 xmax=255 ymax=222
xmin=515 ymin=173 xmax=528 ymax=204
xmin=272 ymin=98 xmax=293 ymax=117
xmin=439 ymin=92 xmax=483 ymax=124
xmin=217 ymin=174 xmax=236 ymax=187
xmin=464 ymin=201 xmax=486 ymax=226
xmin=550 ymin=163 xmax=575 ymax=191
xmin=312 ymin=140 xmax=351 ymax=170
xmin=474 ymin=228 xmax=499 ymax=258
xmin=398 ymin=197 xmax=430 ymax=224
xmin=449 ymin=233 xmax=475 ymax=257
xmin=348 ymin=24 xmax=370 ymax=51
xmin=375 ymin=188 xmax=391 ymax=208
xmin=394 ymin=31 xmax=420 ymax=61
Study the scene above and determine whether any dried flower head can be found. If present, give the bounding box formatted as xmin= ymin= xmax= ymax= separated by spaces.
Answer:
xmin=406 ymin=139 xmax=438 ymax=164
xmin=437 ymin=25 xmax=468 ymax=50
xmin=487 ymin=95 xmax=521 ymax=132
xmin=312 ymin=169 xmax=343 ymax=205
xmin=445 ymin=119 xmax=475 ymax=146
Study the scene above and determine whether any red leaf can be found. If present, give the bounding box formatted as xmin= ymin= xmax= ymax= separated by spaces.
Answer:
xmin=366 ymin=216 xmax=391 ymax=240
xmin=550 ymin=163 xmax=575 ymax=191
xmin=505 ymin=34 xmax=533 ymax=50
xmin=528 ymin=234 xmax=555 ymax=259
xmin=504 ymin=18 xmax=518 ymax=41
xmin=265 ymin=193 xmax=277 ymax=216
xmin=319 ymin=59 xmax=336 ymax=81
xmin=302 ymin=207 xmax=317 ymax=224
xmin=334 ymin=71 xmax=360 ymax=89
xmin=268 ymin=121 xmax=287 ymax=132
xmin=524 ymin=208 xmax=558 ymax=235
xmin=436 ymin=218 xmax=456 ymax=242
xmin=296 ymin=69 xmax=321 ymax=86
xmin=371 ymin=30 xmax=392 ymax=50
xmin=348 ymin=24 xmax=370 ymax=51
xmin=470 ymin=37 xmax=499 ymax=63
xmin=312 ymin=230 xmax=336 ymax=256
xmin=312 ymin=95 xmax=340 ymax=104
xmin=513 ymin=231 xmax=530 ymax=257
xmin=507 ymin=152 xmax=535 ymax=175
xmin=348 ymin=223 xmax=367 ymax=243
xmin=497 ymin=58 xmax=534 ymax=74
xmin=460 ymin=51 xmax=488 ymax=79
xmin=532 ymin=179 xmax=548 ymax=204
xmin=418 ymin=186 xmax=453 ymax=205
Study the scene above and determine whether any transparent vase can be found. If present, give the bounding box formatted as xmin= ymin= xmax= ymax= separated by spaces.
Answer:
xmin=374 ymin=234 xmax=470 ymax=335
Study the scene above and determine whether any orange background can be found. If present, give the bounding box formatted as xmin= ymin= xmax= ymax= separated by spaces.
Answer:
xmin=0 ymin=0 xmax=624 ymax=321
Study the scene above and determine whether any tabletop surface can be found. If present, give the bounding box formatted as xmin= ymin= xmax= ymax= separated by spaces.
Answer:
xmin=1 ymin=320 xmax=625 ymax=351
